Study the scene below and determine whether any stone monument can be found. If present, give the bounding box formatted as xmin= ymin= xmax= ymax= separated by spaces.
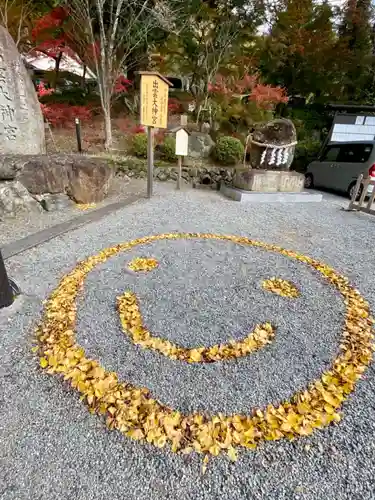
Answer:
xmin=248 ymin=119 xmax=297 ymax=171
xmin=221 ymin=118 xmax=322 ymax=202
xmin=0 ymin=26 xmax=45 ymax=154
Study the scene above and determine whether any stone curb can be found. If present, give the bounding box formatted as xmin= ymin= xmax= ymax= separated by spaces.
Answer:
xmin=2 ymin=194 xmax=143 ymax=260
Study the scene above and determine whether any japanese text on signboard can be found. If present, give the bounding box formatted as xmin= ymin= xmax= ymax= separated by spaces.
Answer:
xmin=140 ymin=74 xmax=169 ymax=129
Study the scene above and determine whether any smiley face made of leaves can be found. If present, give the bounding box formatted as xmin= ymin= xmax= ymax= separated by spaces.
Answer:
xmin=117 ymin=260 xmax=300 ymax=363
xmin=36 ymin=233 xmax=374 ymax=460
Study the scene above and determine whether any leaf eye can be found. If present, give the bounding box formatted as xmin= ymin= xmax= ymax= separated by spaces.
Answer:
xmin=128 ymin=257 xmax=159 ymax=273
xmin=262 ymin=278 xmax=300 ymax=298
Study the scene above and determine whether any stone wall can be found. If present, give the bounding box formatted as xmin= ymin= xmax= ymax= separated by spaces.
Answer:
xmin=0 ymin=154 xmax=113 ymax=218
xmin=116 ymin=161 xmax=236 ymax=188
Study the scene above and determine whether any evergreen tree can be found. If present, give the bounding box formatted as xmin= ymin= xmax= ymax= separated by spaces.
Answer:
xmin=338 ymin=0 xmax=374 ymax=101
xmin=258 ymin=0 xmax=339 ymax=100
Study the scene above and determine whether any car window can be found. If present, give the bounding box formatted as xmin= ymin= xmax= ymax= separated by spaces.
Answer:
xmin=320 ymin=146 xmax=341 ymax=162
xmin=337 ymin=144 xmax=373 ymax=163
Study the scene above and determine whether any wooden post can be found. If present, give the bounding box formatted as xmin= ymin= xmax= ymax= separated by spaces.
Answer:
xmin=138 ymin=72 xmax=173 ymax=199
xmin=75 ymin=118 xmax=82 ymax=153
xmin=348 ymin=174 xmax=363 ymax=210
xmin=177 ymin=156 xmax=182 ymax=190
xmin=358 ymin=176 xmax=370 ymax=207
xmin=366 ymin=181 xmax=375 ymax=209
xmin=0 ymin=250 xmax=13 ymax=309
xmin=147 ymin=126 xmax=154 ymax=198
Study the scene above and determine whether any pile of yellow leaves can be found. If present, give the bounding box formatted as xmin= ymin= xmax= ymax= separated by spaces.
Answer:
xmin=128 ymin=257 xmax=159 ymax=272
xmin=35 ymin=233 xmax=374 ymax=460
xmin=117 ymin=291 xmax=275 ymax=363
xmin=262 ymin=277 xmax=300 ymax=298
xmin=76 ymin=203 xmax=97 ymax=211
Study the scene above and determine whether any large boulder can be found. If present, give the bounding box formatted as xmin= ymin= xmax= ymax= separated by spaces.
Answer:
xmin=188 ymin=132 xmax=215 ymax=158
xmin=67 ymin=158 xmax=114 ymax=203
xmin=0 ymin=180 xmax=43 ymax=218
xmin=18 ymin=155 xmax=69 ymax=193
xmin=0 ymin=27 xmax=45 ymax=154
xmin=249 ymin=119 xmax=297 ymax=170
xmin=0 ymin=154 xmax=113 ymax=203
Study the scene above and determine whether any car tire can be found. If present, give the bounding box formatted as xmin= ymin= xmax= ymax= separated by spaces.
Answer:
xmin=348 ymin=182 xmax=363 ymax=200
xmin=304 ymin=174 xmax=314 ymax=189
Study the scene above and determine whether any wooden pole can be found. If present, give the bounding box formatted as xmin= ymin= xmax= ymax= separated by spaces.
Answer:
xmin=0 ymin=250 xmax=13 ymax=309
xmin=348 ymin=174 xmax=363 ymax=210
xmin=177 ymin=156 xmax=182 ymax=190
xmin=75 ymin=118 xmax=82 ymax=153
xmin=147 ymin=126 xmax=154 ymax=198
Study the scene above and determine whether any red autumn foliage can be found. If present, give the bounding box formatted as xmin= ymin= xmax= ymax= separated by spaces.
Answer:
xmin=114 ymin=76 xmax=133 ymax=94
xmin=209 ymin=74 xmax=288 ymax=110
xmin=32 ymin=7 xmax=68 ymax=39
xmin=36 ymin=82 xmax=54 ymax=97
xmin=32 ymin=7 xmax=77 ymax=60
xmin=167 ymin=98 xmax=181 ymax=114
xmin=116 ymin=118 xmax=145 ymax=135
xmin=41 ymin=104 xmax=93 ymax=127
xmin=36 ymin=83 xmax=92 ymax=127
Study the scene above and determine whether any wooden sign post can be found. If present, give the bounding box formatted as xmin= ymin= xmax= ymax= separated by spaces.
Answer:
xmin=171 ymin=126 xmax=190 ymax=190
xmin=139 ymin=72 xmax=172 ymax=198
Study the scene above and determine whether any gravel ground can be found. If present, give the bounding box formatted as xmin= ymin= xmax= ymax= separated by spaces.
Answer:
xmin=0 ymin=177 xmax=145 ymax=246
xmin=1 ymin=184 xmax=375 ymax=500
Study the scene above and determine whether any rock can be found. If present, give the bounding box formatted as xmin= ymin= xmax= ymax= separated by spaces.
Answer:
xmin=39 ymin=193 xmax=75 ymax=212
xmin=234 ymin=169 xmax=304 ymax=192
xmin=0 ymin=180 xmax=43 ymax=217
xmin=250 ymin=119 xmax=297 ymax=170
xmin=157 ymin=171 xmax=169 ymax=181
xmin=0 ymin=27 xmax=45 ymax=154
xmin=0 ymin=155 xmax=27 ymax=180
xmin=188 ymin=132 xmax=215 ymax=158
xmin=67 ymin=158 xmax=113 ymax=203
xmin=0 ymin=154 xmax=113 ymax=203
xmin=182 ymin=157 xmax=195 ymax=167
xmin=200 ymin=122 xmax=211 ymax=133
xmin=18 ymin=155 xmax=69 ymax=193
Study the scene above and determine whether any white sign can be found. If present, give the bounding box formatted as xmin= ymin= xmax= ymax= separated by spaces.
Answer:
xmin=175 ymin=128 xmax=189 ymax=156
xmin=331 ymin=122 xmax=375 ymax=142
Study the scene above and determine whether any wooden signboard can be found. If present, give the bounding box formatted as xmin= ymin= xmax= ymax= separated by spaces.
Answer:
xmin=171 ymin=124 xmax=190 ymax=190
xmin=175 ymin=128 xmax=189 ymax=157
xmin=140 ymin=72 xmax=171 ymax=129
xmin=138 ymin=71 xmax=172 ymax=198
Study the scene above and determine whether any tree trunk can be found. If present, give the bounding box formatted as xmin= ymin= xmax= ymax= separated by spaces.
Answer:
xmin=53 ymin=51 xmax=63 ymax=89
xmin=103 ymin=105 xmax=112 ymax=150
xmin=81 ymin=64 xmax=87 ymax=89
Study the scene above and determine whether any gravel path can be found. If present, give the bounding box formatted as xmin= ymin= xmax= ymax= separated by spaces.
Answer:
xmin=1 ymin=184 xmax=375 ymax=500
xmin=0 ymin=177 xmax=145 ymax=246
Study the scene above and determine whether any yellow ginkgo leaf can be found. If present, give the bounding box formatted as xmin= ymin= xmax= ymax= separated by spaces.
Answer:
xmin=40 ymin=357 xmax=48 ymax=368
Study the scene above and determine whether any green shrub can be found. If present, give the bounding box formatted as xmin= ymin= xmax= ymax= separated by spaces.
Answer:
xmin=213 ymin=136 xmax=244 ymax=165
xmin=131 ymin=133 xmax=148 ymax=158
xmin=292 ymin=139 xmax=322 ymax=173
xmin=161 ymin=136 xmax=177 ymax=162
